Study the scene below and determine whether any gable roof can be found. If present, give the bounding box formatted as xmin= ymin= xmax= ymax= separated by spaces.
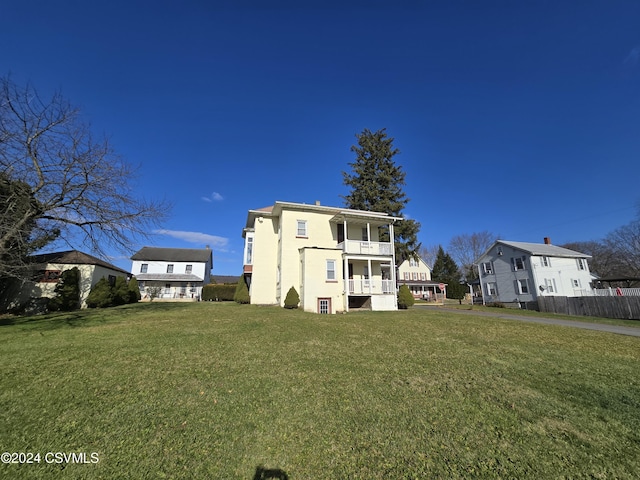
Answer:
xmin=490 ymin=240 xmax=591 ymax=259
xmin=29 ymin=250 xmax=130 ymax=275
xmin=131 ymin=246 xmax=212 ymax=263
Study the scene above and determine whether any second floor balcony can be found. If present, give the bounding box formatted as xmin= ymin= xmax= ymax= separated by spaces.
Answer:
xmin=338 ymin=240 xmax=393 ymax=256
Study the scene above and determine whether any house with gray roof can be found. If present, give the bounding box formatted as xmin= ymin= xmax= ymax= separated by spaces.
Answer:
xmin=131 ymin=247 xmax=212 ymax=301
xmin=476 ymin=238 xmax=593 ymax=305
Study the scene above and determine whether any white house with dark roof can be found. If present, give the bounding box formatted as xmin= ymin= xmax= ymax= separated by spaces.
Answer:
xmin=476 ymin=238 xmax=593 ymax=305
xmin=131 ymin=247 xmax=212 ymax=301
xmin=4 ymin=250 xmax=130 ymax=311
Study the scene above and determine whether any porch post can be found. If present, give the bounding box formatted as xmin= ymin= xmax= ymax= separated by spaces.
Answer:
xmin=344 ymin=255 xmax=349 ymax=312
xmin=389 ymin=221 xmax=397 ymax=307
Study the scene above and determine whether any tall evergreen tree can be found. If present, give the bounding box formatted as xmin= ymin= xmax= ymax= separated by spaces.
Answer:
xmin=342 ymin=128 xmax=421 ymax=263
xmin=432 ymin=246 xmax=466 ymax=299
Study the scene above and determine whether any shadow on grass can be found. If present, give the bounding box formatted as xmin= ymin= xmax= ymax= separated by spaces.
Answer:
xmin=253 ymin=466 xmax=289 ymax=480
xmin=0 ymin=302 xmax=191 ymax=330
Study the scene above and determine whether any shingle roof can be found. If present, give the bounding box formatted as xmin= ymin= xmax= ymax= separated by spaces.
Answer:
xmin=130 ymin=247 xmax=212 ymax=263
xmin=29 ymin=250 xmax=130 ymax=274
xmin=497 ymin=240 xmax=591 ymax=258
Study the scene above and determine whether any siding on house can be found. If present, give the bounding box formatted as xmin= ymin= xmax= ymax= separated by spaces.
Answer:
xmin=477 ymin=240 xmax=593 ymax=304
xmin=243 ymin=201 xmax=401 ymax=313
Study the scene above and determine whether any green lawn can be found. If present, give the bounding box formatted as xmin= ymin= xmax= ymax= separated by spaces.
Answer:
xmin=1 ymin=303 xmax=639 ymax=479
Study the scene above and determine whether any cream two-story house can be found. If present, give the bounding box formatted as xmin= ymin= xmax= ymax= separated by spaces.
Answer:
xmin=131 ymin=247 xmax=212 ymax=301
xmin=476 ymin=239 xmax=593 ymax=305
xmin=242 ymin=201 xmax=401 ymax=313
xmin=397 ymin=256 xmax=440 ymax=300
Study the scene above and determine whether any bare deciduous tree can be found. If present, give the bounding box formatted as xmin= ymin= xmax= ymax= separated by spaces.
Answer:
xmin=0 ymin=76 xmax=169 ymax=279
xmin=448 ymin=231 xmax=498 ymax=280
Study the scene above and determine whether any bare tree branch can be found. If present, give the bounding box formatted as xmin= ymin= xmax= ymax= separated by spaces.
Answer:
xmin=0 ymin=76 xmax=170 ymax=279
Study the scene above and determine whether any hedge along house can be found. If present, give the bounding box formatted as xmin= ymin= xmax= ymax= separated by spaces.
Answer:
xmin=6 ymin=250 xmax=131 ymax=311
xmin=130 ymin=247 xmax=212 ymax=301
xmin=242 ymin=201 xmax=401 ymax=313
xmin=476 ymin=238 xmax=593 ymax=306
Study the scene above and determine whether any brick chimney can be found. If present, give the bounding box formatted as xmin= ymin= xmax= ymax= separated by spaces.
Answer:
xmin=543 ymin=237 xmax=551 ymax=245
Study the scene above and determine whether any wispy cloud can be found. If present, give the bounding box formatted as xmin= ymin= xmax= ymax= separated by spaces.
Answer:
xmin=624 ymin=45 xmax=640 ymax=66
xmin=201 ymin=192 xmax=224 ymax=202
xmin=153 ymin=229 xmax=228 ymax=249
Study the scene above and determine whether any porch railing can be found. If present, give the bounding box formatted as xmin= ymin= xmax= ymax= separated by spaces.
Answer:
xmin=339 ymin=240 xmax=393 ymax=256
xmin=347 ymin=279 xmax=395 ymax=295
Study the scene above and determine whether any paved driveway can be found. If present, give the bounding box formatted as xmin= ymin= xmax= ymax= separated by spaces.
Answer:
xmin=415 ymin=305 xmax=640 ymax=338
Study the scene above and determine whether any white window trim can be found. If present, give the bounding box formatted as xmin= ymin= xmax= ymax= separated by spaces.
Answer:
xmin=326 ymin=259 xmax=336 ymax=281
xmin=297 ymin=220 xmax=307 ymax=237
xmin=517 ymin=279 xmax=529 ymax=294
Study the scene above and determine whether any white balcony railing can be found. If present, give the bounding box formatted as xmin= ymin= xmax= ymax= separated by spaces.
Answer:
xmin=339 ymin=240 xmax=393 ymax=256
xmin=347 ymin=279 xmax=395 ymax=295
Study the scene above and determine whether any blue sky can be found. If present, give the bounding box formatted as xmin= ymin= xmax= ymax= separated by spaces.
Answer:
xmin=2 ymin=1 xmax=639 ymax=275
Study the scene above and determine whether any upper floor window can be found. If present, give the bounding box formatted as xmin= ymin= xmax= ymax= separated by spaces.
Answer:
xmin=541 ymin=256 xmax=551 ymax=267
xmin=185 ymin=264 xmax=193 ymax=274
xmin=167 ymin=264 xmax=174 ymax=273
xmin=481 ymin=262 xmax=493 ymax=274
xmin=577 ymin=258 xmax=586 ymax=270
xmin=140 ymin=263 xmax=148 ymax=273
xmin=297 ymin=220 xmax=307 ymax=237
xmin=420 ymin=272 xmax=426 ymax=281
xmin=245 ymin=236 xmax=253 ymax=265
xmin=511 ymin=257 xmax=526 ymax=271
xmin=404 ymin=272 xmax=410 ymax=280
xmin=409 ymin=258 xmax=418 ymax=267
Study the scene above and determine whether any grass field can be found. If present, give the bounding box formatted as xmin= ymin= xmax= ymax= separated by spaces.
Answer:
xmin=1 ymin=303 xmax=639 ymax=479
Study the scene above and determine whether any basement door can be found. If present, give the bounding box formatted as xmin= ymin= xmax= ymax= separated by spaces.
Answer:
xmin=318 ymin=298 xmax=331 ymax=314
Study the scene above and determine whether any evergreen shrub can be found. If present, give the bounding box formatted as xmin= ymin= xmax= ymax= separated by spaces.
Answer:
xmin=397 ymin=284 xmax=415 ymax=309
xmin=48 ymin=267 xmax=81 ymax=311
xmin=284 ymin=286 xmax=300 ymax=309
xmin=86 ymin=278 xmax=114 ymax=308
xmin=128 ymin=277 xmax=141 ymax=303
xmin=234 ymin=275 xmax=250 ymax=304
xmin=112 ymin=276 xmax=130 ymax=305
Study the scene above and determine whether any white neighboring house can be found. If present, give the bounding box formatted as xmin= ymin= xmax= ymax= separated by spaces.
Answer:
xmin=476 ymin=238 xmax=593 ymax=305
xmin=131 ymin=247 xmax=212 ymax=301
xmin=397 ymin=256 xmax=441 ymax=299
xmin=8 ymin=250 xmax=130 ymax=310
